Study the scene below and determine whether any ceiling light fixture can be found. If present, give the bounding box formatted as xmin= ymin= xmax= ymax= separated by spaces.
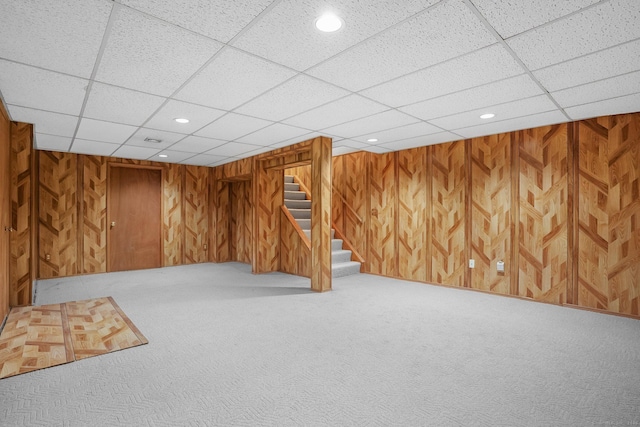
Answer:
xmin=174 ymin=118 xmax=189 ymax=124
xmin=159 ymin=154 xmax=168 ymax=158
xmin=144 ymin=137 xmax=163 ymax=143
xmin=480 ymin=113 xmax=495 ymax=119
xmin=367 ymin=138 xmax=378 ymax=143
xmin=315 ymin=13 xmax=343 ymax=32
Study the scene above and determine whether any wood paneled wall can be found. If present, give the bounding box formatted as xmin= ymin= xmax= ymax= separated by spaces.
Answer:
xmin=229 ymin=180 xmax=252 ymax=264
xmin=280 ymin=208 xmax=311 ymax=277
xmin=331 ymin=112 xmax=640 ymax=317
xmin=9 ymin=122 xmax=33 ymax=307
xmin=0 ymin=103 xmax=10 ymax=318
xmin=32 ymin=153 xmax=210 ymax=279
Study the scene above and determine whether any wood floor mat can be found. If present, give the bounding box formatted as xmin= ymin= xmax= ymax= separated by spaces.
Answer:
xmin=0 ymin=297 xmax=147 ymax=379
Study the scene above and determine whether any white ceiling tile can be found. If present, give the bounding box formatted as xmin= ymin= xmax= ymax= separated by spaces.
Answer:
xmin=332 ymin=140 xmax=371 ymax=149
xmin=152 ymin=150 xmax=196 ymax=163
xmin=308 ymin=0 xmax=495 ymax=91
xmin=565 ymin=92 xmax=640 ymax=121
xmin=431 ymin=95 xmax=559 ymax=130
xmin=534 ymin=39 xmax=640 ymax=92
xmin=111 ymin=145 xmax=162 ymax=160
xmin=83 ymin=82 xmax=166 ymax=126
xmin=70 ymin=139 xmax=120 ymax=156
xmin=244 ymin=146 xmax=276 ymax=156
xmin=470 ymin=0 xmax=600 ymax=39
xmin=95 ymin=6 xmax=222 ymax=96
xmin=321 ymin=110 xmax=420 ymax=139
xmin=551 ymin=71 xmax=640 ymax=109
xmin=119 ymin=0 xmax=273 ymax=43
xmin=180 ymin=154 xmax=227 ymax=166
xmin=195 ymin=113 xmax=273 ymax=140
xmin=144 ymin=100 xmax=225 ymax=133
xmin=206 ymin=142 xmax=262 ymax=157
xmin=235 ymin=123 xmax=311 ymax=146
xmin=210 ymin=157 xmax=241 ymax=167
xmin=0 ymin=0 xmax=111 ymax=78
xmin=283 ymin=95 xmax=388 ymax=130
xmin=0 ymin=60 xmax=87 ymax=115
xmin=362 ymin=145 xmax=393 ymax=154
xmin=353 ymin=121 xmax=441 ymax=144
xmin=76 ymin=118 xmax=138 ymax=144
xmin=175 ymin=48 xmax=297 ymax=111
xmin=507 ymin=0 xmax=640 ymax=70
xmin=235 ymin=75 xmax=349 ymax=121
xmin=332 ymin=146 xmax=361 ymax=156
xmin=233 ymin=0 xmax=439 ymax=71
xmin=167 ymin=135 xmax=227 ymax=153
xmin=34 ymin=134 xmax=72 ymax=152
xmin=360 ymin=44 xmax=524 ymax=107
xmin=399 ymin=74 xmax=544 ymax=121
xmin=7 ymin=105 xmax=78 ymax=138
xmin=127 ymin=128 xmax=187 ymax=150
xmin=268 ymin=132 xmax=319 ymax=149
xmin=454 ymin=110 xmax=568 ymax=139
xmin=379 ymin=131 xmax=461 ymax=151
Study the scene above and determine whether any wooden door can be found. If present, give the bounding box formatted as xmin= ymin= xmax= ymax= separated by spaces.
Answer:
xmin=0 ymin=105 xmax=10 ymax=320
xmin=108 ymin=166 xmax=162 ymax=272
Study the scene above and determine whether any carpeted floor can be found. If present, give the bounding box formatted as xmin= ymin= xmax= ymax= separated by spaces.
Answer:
xmin=0 ymin=297 xmax=147 ymax=379
xmin=1 ymin=262 xmax=638 ymax=426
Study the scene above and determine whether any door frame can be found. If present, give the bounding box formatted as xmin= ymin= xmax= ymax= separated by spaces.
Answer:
xmin=106 ymin=163 xmax=164 ymax=272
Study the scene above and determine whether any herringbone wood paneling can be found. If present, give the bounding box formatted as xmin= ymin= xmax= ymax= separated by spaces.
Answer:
xmin=343 ymin=152 xmax=368 ymax=268
xmin=164 ymin=164 xmax=182 ymax=266
xmin=214 ymin=179 xmax=230 ymax=263
xmin=577 ymin=118 xmax=609 ymax=310
xmin=519 ymin=124 xmax=568 ymax=303
xmin=332 ymin=156 xmax=345 ymax=232
xmin=82 ymin=155 xmax=107 ymax=274
xmin=280 ymin=208 xmax=311 ymax=277
xmin=9 ymin=123 xmax=33 ymax=305
xmin=431 ymin=142 xmax=466 ymax=287
xmin=310 ymin=137 xmax=332 ymax=292
xmin=184 ymin=165 xmax=208 ymax=264
xmin=253 ymin=167 xmax=282 ymax=273
xmin=398 ymin=148 xmax=428 ymax=282
xmin=0 ymin=105 xmax=9 ymax=320
xmin=369 ymin=152 xmax=397 ymax=276
xmin=229 ymin=181 xmax=252 ymax=264
xmin=38 ymin=152 xmax=78 ymax=279
xmin=470 ymin=134 xmax=512 ymax=295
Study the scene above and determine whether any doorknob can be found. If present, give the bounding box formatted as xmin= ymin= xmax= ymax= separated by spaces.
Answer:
xmin=4 ymin=226 xmax=15 ymax=232
xmin=110 ymin=221 xmax=116 ymax=228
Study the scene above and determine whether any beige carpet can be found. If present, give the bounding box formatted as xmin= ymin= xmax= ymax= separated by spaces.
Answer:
xmin=0 ymin=297 xmax=147 ymax=379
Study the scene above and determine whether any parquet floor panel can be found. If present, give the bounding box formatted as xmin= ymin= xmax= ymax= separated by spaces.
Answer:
xmin=0 ymin=297 xmax=147 ymax=379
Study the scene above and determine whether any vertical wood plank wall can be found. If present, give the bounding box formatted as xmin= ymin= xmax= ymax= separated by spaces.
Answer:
xmin=330 ymin=112 xmax=640 ymax=317
xmin=9 ymin=122 xmax=33 ymax=306
xmin=0 ymin=103 xmax=10 ymax=319
xmin=33 ymin=154 xmax=210 ymax=279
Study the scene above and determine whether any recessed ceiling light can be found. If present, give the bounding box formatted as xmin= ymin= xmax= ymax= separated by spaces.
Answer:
xmin=367 ymin=138 xmax=378 ymax=143
xmin=480 ymin=113 xmax=495 ymax=119
xmin=174 ymin=118 xmax=189 ymax=124
xmin=315 ymin=13 xmax=343 ymax=32
xmin=159 ymin=154 xmax=168 ymax=158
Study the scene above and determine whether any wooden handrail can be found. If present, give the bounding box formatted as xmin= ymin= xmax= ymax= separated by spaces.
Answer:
xmin=332 ymin=223 xmax=365 ymax=266
xmin=332 ymin=186 xmax=364 ymax=224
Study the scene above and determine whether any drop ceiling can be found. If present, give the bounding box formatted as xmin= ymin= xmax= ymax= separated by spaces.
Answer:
xmin=1 ymin=0 xmax=639 ymax=166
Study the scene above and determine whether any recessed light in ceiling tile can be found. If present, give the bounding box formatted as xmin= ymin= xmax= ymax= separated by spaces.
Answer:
xmin=480 ymin=113 xmax=495 ymax=119
xmin=315 ymin=13 xmax=344 ymax=32
xmin=159 ymin=154 xmax=168 ymax=158
xmin=367 ymin=138 xmax=378 ymax=142
xmin=174 ymin=118 xmax=190 ymax=124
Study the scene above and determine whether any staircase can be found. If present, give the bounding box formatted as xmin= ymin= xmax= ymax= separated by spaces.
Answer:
xmin=284 ymin=175 xmax=361 ymax=278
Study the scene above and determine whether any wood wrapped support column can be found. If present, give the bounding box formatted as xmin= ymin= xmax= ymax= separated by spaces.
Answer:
xmin=310 ymin=137 xmax=332 ymax=292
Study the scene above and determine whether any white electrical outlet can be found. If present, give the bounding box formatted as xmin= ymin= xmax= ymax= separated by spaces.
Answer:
xmin=469 ymin=259 xmax=475 ymax=268
xmin=497 ymin=261 xmax=505 ymax=273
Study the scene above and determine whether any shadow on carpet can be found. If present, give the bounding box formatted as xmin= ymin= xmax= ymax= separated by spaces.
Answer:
xmin=0 ymin=297 xmax=147 ymax=379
